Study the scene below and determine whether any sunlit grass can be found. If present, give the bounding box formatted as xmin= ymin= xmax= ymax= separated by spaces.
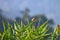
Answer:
xmin=0 ymin=20 xmax=60 ymax=40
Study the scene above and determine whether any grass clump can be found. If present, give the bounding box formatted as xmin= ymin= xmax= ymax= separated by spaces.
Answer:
xmin=0 ymin=20 xmax=60 ymax=40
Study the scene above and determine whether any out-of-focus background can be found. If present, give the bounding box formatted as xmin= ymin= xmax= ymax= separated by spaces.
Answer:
xmin=0 ymin=0 xmax=60 ymax=30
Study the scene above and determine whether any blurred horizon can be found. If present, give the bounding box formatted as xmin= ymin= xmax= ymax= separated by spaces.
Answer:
xmin=0 ymin=0 xmax=60 ymax=25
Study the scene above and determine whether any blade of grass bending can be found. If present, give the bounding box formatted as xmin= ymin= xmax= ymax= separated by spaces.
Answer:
xmin=41 ymin=24 xmax=48 ymax=33
xmin=37 ymin=20 xmax=48 ymax=31
xmin=2 ymin=21 xmax=6 ymax=32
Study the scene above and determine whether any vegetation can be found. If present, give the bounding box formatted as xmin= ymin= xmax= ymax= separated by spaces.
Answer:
xmin=0 ymin=8 xmax=60 ymax=40
xmin=0 ymin=19 xmax=60 ymax=40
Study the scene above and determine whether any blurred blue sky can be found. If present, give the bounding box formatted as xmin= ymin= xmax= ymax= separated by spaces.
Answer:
xmin=0 ymin=0 xmax=60 ymax=24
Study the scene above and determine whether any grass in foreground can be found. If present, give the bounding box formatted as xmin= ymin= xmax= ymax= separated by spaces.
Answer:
xmin=0 ymin=20 xmax=60 ymax=40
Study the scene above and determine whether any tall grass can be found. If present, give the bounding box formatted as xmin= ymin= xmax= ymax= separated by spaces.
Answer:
xmin=0 ymin=20 xmax=60 ymax=40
